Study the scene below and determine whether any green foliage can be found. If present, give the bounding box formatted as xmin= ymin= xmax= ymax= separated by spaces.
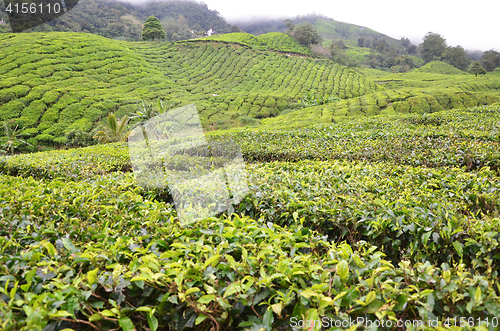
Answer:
xmin=192 ymin=32 xmax=312 ymax=55
xmin=141 ymin=16 xmax=166 ymax=41
xmin=291 ymin=22 xmax=322 ymax=47
xmin=130 ymin=99 xmax=179 ymax=125
xmin=0 ymin=142 xmax=130 ymax=179
xmin=420 ymin=32 xmax=447 ymax=63
xmin=443 ymin=45 xmax=472 ymax=71
xmin=93 ymin=113 xmax=131 ymax=143
xmin=0 ymin=0 xmax=230 ymax=41
xmin=1 ymin=31 xmax=500 ymax=144
xmin=3 ymin=104 xmax=500 ymax=328
xmin=298 ymin=91 xmax=340 ymax=107
xmin=0 ymin=121 xmax=32 ymax=154
xmin=417 ymin=61 xmax=468 ymax=75
xmin=65 ymin=129 xmax=97 ymax=147
xmin=7 ymin=173 xmax=495 ymax=330
xmin=470 ymin=61 xmax=488 ymax=77
xmin=480 ymin=50 xmax=500 ymax=72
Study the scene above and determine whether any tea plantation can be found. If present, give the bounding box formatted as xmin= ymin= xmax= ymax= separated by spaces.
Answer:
xmin=1 ymin=31 xmax=500 ymax=146
xmin=2 ymin=30 xmax=500 ymax=330
xmin=1 ymin=104 xmax=500 ymax=330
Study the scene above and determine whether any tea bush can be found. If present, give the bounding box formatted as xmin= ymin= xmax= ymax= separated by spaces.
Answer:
xmin=0 ymin=169 xmax=499 ymax=330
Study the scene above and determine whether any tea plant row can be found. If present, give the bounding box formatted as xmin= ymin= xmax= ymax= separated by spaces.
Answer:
xmin=0 ymin=166 xmax=499 ymax=330
xmin=0 ymin=31 xmax=382 ymax=145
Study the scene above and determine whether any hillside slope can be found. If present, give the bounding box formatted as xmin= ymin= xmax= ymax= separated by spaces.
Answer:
xmin=0 ymin=31 xmax=380 ymax=147
xmin=417 ymin=61 xmax=468 ymax=75
xmin=2 ymin=31 xmax=499 ymax=149
xmin=262 ymin=68 xmax=500 ymax=128
xmin=0 ymin=0 xmax=230 ymax=40
xmin=189 ymin=32 xmax=312 ymax=55
xmin=234 ymin=15 xmax=402 ymax=48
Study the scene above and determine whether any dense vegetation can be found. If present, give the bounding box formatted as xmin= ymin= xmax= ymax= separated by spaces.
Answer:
xmin=189 ymin=32 xmax=312 ymax=55
xmin=1 ymin=31 xmax=499 ymax=153
xmin=0 ymin=31 xmax=385 ymax=150
xmin=0 ymin=0 xmax=231 ymax=40
xmin=235 ymin=14 xmax=402 ymax=48
xmin=260 ymin=65 xmax=500 ymax=128
xmin=2 ymin=104 xmax=500 ymax=330
xmin=1 ymin=16 xmax=500 ymax=328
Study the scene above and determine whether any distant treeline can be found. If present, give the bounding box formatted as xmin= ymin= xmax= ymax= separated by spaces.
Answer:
xmin=0 ymin=0 xmax=231 ymax=40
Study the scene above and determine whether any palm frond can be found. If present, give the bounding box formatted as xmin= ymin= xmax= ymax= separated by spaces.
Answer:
xmin=107 ymin=113 xmax=118 ymax=134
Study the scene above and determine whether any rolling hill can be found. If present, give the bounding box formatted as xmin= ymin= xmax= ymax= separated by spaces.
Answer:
xmin=0 ymin=31 xmax=382 ymax=147
xmin=0 ymin=30 xmax=499 ymax=151
xmin=234 ymin=14 xmax=404 ymax=48
xmin=3 ymin=24 xmax=500 ymax=331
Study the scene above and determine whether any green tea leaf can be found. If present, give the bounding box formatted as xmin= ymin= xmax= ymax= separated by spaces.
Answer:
xmin=337 ymin=260 xmax=349 ymax=280
xmin=118 ymin=316 xmax=136 ymax=331
xmin=147 ymin=314 xmax=159 ymax=331
xmin=271 ymin=302 xmax=283 ymax=316
xmin=223 ymin=282 xmax=241 ymax=298
xmin=452 ymin=241 xmax=463 ymax=258
xmin=475 ymin=286 xmax=482 ymax=304
xmin=87 ymin=268 xmax=99 ymax=285
xmin=44 ymin=242 xmax=57 ymax=257
xmin=198 ymin=295 xmax=215 ymax=304
xmin=203 ymin=255 xmax=220 ymax=270
xmin=195 ymin=314 xmax=208 ymax=325
xmin=185 ymin=287 xmax=200 ymax=296
xmin=263 ymin=308 xmax=274 ymax=331
xmin=62 ymin=237 xmax=78 ymax=253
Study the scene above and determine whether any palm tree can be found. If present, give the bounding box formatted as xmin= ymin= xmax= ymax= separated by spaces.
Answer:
xmin=130 ymin=100 xmax=157 ymax=123
xmin=92 ymin=113 xmax=131 ymax=143
xmin=1 ymin=121 xmax=32 ymax=154
xmin=130 ymin=99 xmax=180 ymax=126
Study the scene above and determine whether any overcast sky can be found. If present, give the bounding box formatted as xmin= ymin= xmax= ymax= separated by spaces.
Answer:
xmin=198 ymin=0 xmax=500 ymax=51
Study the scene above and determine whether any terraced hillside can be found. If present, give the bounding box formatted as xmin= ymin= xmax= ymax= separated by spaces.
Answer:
xmin=0 ymin=32 xmax=186 ymax=145
xmin=263 ymin=65 xmax=500 ymax=128
xmin=0 ymin=31 xmax=383 ymax=146
xmin=2 ymin=105 xmax=500 ymax=330
xmin=133 ymin=36 xmax=380 ymax=126
xmin=1 ymin=31 xmax=500 ymax=148
xmin=188 ymin=32 xmax=313 ymax=54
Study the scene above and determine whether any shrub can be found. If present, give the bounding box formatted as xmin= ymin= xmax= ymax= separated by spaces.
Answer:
xmin=238 ymin=115 xmax=258 ymax=126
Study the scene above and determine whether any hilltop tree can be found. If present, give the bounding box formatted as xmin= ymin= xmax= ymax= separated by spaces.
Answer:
xmin=469 ymin=61 xmax=487 ymax=77
xmin=480 ymin=50 xmax=500 ymax=72
xmin=420 ymin=32 xmax=447 ymax=63
xmin=292 ymin=22 xmax=322 ymax=47
xmin=141 ymin=16 xmax=166 ymax=41
xmin=442 ymin=45 xmax=471 ymax=71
